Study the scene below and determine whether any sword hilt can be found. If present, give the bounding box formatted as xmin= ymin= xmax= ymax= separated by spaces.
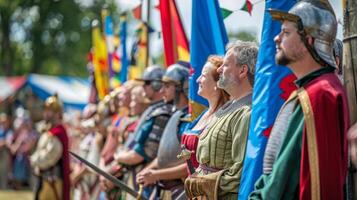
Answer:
xmin=177 ymin=144 xmax=194 ymax=160
xmin=177 ymin=144 xmax=196 ymax=174
xmin=136 ymin=184 xmax=144 ymax=200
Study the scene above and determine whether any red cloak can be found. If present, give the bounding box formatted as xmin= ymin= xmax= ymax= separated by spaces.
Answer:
xmin=299 ymin=73 xmax=349 ymax=200
xmin=49 ymin=124 xmax=70 ymax=200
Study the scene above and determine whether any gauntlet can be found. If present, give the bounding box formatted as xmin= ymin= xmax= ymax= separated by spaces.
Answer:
xmin=184 ymin=173 xmax=219 ymax=200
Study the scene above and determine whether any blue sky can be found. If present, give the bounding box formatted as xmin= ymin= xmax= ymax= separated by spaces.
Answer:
xmin=117 ymin=0 xmax=343 ymax=57
xmin=175 ymin=0 xmax=343 ymax=41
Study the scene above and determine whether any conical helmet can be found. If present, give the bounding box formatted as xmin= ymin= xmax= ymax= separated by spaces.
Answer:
xmin=44 ymin=94 xmax=63 ymax=112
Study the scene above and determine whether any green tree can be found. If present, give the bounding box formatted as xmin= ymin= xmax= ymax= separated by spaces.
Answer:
xmin=0 ymin=0 xmax=119 ymax=77
xmin=228 ymin=30 xmax=258 ymax=43
xmin=0 ymin=0 xmax=24 ymax=75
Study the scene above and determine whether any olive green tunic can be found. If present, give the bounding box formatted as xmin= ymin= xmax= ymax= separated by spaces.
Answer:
xmin=196 ymin=94 xmax=252 ymax=200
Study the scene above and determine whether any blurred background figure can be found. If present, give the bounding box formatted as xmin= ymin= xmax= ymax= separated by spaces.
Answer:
xmin=30 ymin=95 xmax=70 ymax=200
xmin=100 ymin=80 xmax=141 ymax=170
xmin=71 ymin=103 xmax=101 ymax=200
xmin=0 ymin=113 xmax=14 ymax=189
xmin=127 ymin=84 xmax=151 ymax=140
xmin=8 ymin=107 xmax=38 ymax=190
xmin=98 ymin=81 xmax=144 ymax=200
xmin=114 ymin=65 xmax=171 ymax=199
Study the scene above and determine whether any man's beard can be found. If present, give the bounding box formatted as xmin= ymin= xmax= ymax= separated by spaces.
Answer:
xmin=276 ymin=50 xmax=292 ymax=66
xmin=217 ymin=74 xmax=236 ymax=95
xmin=217 ymin=75 xmax=228 ymax=90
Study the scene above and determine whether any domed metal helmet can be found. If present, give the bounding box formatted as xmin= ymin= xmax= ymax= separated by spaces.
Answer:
xmin=162 ymin=61 xmax=190 ymax=85
xmin=269 ymin=0 xmax=337 ymax=68
xmin=162 ymin=61 xmax=190 ymax=102
xmin=162 ymin=61 xmax=190 ymax=96
xmin=136 ymin=65 xmax=165 ymax=91
xmin=137 ymin=65 xmax=165 ymax=82
xmin=44 ymin=94 xmax=63 ymax=113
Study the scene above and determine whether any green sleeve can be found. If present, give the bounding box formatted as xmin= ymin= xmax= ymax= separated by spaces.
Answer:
xmin=218 ymin=107 xmax=251 ymax=198
xmin=249 ymin=105 xmax=304 ymax=200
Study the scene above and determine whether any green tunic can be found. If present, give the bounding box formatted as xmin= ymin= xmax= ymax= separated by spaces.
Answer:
xmin=249 ymin=102 xmax=303 ymax=200
xmin=196 ymin=95 xmax=252 ymax=200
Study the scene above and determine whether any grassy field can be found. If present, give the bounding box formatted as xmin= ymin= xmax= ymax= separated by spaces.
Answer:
xmin=0 ymin=190 xmax=33 ymax=200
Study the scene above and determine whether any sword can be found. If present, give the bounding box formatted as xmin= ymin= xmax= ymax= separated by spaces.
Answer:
xmin=69 ymin=151 xmax=147 ymax=200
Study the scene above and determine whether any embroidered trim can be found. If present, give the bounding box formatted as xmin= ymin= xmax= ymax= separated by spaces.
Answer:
xmin=298 ymin=88 xmax=320 ymax=200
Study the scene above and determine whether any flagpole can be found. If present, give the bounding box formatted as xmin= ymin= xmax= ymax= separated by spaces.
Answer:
xmin=344 ymin=0 xmax=357 ymax=138
xmin=344 ymin=0 xmax=357 ymax=199
xmin=145 ymin=0 xmax=151 ymax=67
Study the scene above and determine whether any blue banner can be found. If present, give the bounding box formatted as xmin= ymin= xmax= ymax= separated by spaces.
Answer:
xmin=119 ymin=15 xmax=128 ymax=83
xmin=189 ymin=0 xmax=228 ymax=109
xmin=238 ymin=0 xmax=296 ymax=199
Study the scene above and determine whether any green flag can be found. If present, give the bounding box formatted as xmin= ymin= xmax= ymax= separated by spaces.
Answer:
xmin=221 ymin=7 xmax=233 ymax=19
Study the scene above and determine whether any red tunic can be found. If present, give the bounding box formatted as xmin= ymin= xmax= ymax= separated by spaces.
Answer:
xmin=299 ymin=73 xmax=349 ymax=200
xmin=181 ymin=132 xmax=200 ymax=172
xmin=180 ymin=111 xmax=207 ymax=174
xmin=49 ymin=124 xmax=70 ymax=200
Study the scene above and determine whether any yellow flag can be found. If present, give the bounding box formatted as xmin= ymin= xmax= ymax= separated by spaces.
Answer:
xmin=92 ymin=26 xmax=109 ymax=100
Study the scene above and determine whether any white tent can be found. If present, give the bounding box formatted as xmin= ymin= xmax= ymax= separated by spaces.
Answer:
xmin=0 ymin=74 xmax=90 ymax=110
xmin=27 ymin=74 xmax=90 ymax=110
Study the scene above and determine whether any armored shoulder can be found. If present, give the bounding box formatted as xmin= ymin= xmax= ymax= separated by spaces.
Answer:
xmin=30 ymin=133 xmax=63 ymax=170
xmin=146 ymin=103 xmax=173 ymax=119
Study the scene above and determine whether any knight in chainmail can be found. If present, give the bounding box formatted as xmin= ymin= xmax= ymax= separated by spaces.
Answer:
xmin=136 ymin=61 xmax=191 ymax=200
xmin=184 ymin=41 xmax=258 ymax=200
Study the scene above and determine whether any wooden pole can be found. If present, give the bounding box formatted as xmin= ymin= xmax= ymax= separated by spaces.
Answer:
xmin=344 ymin=0 xmax=357 ymax=124
xmin=343 ymin=0 xmax=357 ymax=199
xmin=145 ymin=0 xmax=151 ymax=67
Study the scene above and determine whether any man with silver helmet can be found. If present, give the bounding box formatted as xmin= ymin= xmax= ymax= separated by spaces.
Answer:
xmin=137 ymin=65 xmax=165 ymax=101
xmin=113 ymin=65 xmax=174 ymax=199
xmin=136 ymin=61 xmax=191 ymax=200
xmin=249 ymin=1 xmax=349 ymax=199
xmin=30 ymin=94 xmax=70 ymax=200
